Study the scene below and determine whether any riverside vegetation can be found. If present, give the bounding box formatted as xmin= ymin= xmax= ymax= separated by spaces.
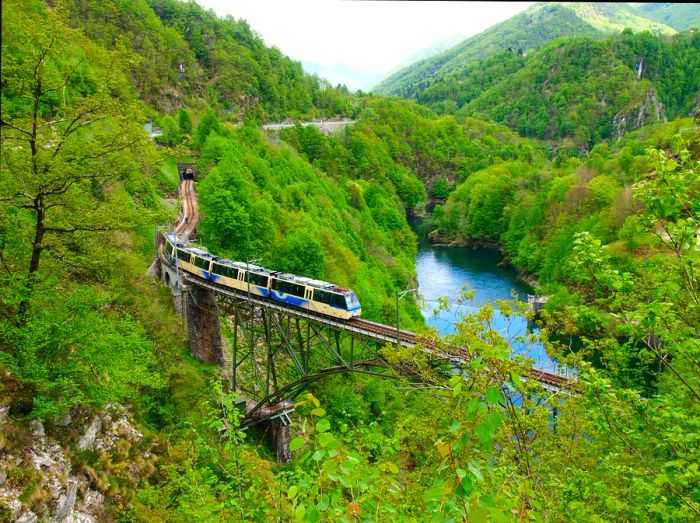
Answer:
xmin=1 ymin=0 xmax=699 ymax=521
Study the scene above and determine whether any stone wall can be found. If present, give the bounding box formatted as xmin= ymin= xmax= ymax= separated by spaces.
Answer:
xmin=185 ymin=285 xmax=224 ymax=365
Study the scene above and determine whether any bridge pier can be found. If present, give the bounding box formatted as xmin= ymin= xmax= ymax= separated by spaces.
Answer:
xmin=241 ymin=397 xmax=295 ymax=463
xmin=185 ymin=285 xmax=224 ymax=365
xmin=160 ymin=261 xmax=186 ymax=315
xmin=268 ymin=417 xmax=292 ymax=463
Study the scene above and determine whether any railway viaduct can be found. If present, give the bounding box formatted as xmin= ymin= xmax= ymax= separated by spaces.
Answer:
xmin=154 ymin=164 xmax=572 ymax=462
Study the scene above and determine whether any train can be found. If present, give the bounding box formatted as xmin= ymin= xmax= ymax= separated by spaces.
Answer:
xmin=163 ymin=234 xmax=362 ymax=320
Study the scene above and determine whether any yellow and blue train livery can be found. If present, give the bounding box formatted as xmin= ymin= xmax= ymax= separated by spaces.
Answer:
xmin=164 ymin=237 xmax=212 ymax=279
xmin=162 ymin=234 xmax=361 ymax=319
xmin=184 ymin=247 xmax=216 ymax=279
xmin=270 ymin=274 xmax=361 ymax=320
xmin=209 ymin=259 xmax=273 ymax=298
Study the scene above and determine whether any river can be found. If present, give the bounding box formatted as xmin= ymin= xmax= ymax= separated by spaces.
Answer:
xmin=410 ymin=215 xmax=559 ymax=372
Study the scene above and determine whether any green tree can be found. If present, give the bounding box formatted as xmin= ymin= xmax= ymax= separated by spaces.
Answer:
xmin=156 ymin=115 xmax=180 ymax=146
xmin=177 ymin=107 xmax=193 ymax=136
xmin=546 ymin=141 xmax=700 ymax=518
xmin=431 ymin=178 xmax=450 ymax=200
xmin=193 ymin=110 xmax=222 ymax=148
xmin=0 ymin=1 xmax=150 ymax=319
xmin=271 ymin=226 xmax=325 ymax=279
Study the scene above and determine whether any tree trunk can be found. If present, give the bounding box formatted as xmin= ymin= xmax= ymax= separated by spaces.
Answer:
xmin=17 ymin=199 xmax=45 ymax=321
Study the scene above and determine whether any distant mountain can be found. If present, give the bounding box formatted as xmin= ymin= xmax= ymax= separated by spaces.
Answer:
xmin=378 ymin=33 xmax=469 ymax=83
xmin=301 ymin=34 xmax=470 ymax=93
xmin=375 ymin=2 xmax=676 ymax=97
xmin=562 ymin=2 xmax=678 ymax=34
xmin=301 ymin=61 xmax=383 ymax=92
xmin=628 ymin=3 xmax=700 ymax=31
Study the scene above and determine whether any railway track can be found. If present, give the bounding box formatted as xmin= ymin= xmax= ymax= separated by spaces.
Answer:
xmin=174 ymin=179 xmax=198 ymax=240
xmin=353 ymin=318 xmax=572 ymax=390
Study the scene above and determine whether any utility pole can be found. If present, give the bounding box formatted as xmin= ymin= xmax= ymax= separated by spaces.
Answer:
xmin=246 ymin=256 xmax=260 ymax=297
xmin=396 ymin=286 xmax=417 ymax=344
xmin=245 ymin=256 xmax=261 ymax=393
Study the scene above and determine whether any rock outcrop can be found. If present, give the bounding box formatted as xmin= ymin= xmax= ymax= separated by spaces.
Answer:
xmin=0 ymin=404 xmax=155 ymax=522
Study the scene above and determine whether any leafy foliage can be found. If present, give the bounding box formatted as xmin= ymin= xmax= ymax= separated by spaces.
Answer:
xmin=434 ymin=120 xmax=698 ymax=284
xmin=2 ymin=1 xmax=700 ymax=521
xmin=630 ymin=2 xmax=700 ymax=31
xmin=461 ymin=31 xmax=700 ymax=150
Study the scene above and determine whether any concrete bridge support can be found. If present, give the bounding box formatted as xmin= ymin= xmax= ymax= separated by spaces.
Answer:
xmin=268 ymin=418 xmax=292 ymax=463
xmin=159 ymin=261 xmax=186 ymax=315
xmin=185 ymin=285 xmax=224 ymax=365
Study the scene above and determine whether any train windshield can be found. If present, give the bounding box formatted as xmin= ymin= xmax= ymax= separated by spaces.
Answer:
xmin=345 ymin=293 xmax=360 ymax=310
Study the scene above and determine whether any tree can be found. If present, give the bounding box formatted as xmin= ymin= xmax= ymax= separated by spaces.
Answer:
xmin=178 ymin=107 xmax=193 ymax=136
xmin=193 ymin=110 xmax=222 ymax=149
xmin=156 ymin=115 xmax=180 ymax=146
xmin=432 ymin=178 xmax=450 ymax=200
xmin=0 ymin=2 xmax=150 ymax=319
xmin=271 ymin=226 xmax=325 ymax=279
xmin=547 ymin=141 xmax=700 ymax=518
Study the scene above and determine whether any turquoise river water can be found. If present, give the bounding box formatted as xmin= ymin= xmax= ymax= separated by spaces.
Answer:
xmin=410 ymin=216 xmax=560 ymax=372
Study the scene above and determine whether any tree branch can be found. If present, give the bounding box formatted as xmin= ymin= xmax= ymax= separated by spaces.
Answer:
xmin=0 ymin=119 xmax=32 ymax=137
xmin=44 ymin=225 xmax=115 ymax=234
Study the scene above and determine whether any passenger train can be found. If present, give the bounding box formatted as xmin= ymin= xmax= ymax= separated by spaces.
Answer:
xmin=163 ymin=234 xmax=362 ymax=320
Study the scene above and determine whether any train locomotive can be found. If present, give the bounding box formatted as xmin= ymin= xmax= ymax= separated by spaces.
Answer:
xmin=163 ymin=234 xmax=361 ymax=320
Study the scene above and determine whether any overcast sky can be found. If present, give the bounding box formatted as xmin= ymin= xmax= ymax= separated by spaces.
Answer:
xmin=196 ymin=1 xmax=534 ymax=90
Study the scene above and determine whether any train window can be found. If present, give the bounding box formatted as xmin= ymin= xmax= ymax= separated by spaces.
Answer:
xmin=213 ymin=263 xmax=238 ymax=279
xmin=166 ymin=242 xmax=174 ymax=256
xmin=313 ymin=289 xmax=334 ymax=305
xmin=346 ymin=293 xmax=360 ymax=309
xmin=272 ymin=279 xmax=285 ymax=293
xmin=273 ymin=280 xmax=282 ymax=292
xmin=248 ymin=272 xmax=269 ymax=287
xmin=273 ymin=279 xmax=304 ymax=297
xmin=330 ymin=293 xmax=346 ymax=309
xmin=194 ymin=256 xmax=210 ymax=270
xmin=177 ymin=249 xmax=191 ymax=263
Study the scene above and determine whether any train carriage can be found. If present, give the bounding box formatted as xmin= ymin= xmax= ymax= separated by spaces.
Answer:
xmin=212 ymin=261 xmax=274 ymax=298
xmin=270 ymin=274 xmax=361 ymax=320
xmin=186 ymin=248 xmax=216 ymax=280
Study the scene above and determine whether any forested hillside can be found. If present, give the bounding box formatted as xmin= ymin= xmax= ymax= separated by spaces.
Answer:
xmin=2 ymin=0 xmax=699 ymax=521
xmin=459 ymin=31 xmax=700 ymax=150
xmin=432 ymin=119 xmax=698 ymax=279
xmin=374 ymin=2 xmax=676 ymax=96
xmin=629 ymin=2 xmax=700 ymax=31
xmin=54 ymin=0 xmax=354 ymax=119
xmin=390 ymin=30 xmax=699 ymax=152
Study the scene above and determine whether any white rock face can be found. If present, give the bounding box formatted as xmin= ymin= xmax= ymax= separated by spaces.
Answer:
xmin=76 ymin=418 xmax=102 ymax=451
xmin=1 ymin=404 xmax=149 ymax=523
xmin=29 ymin=419 xmax=44 ymax=438
xmin=0 ymin=485 xmax=23 ymax=520
xmin=15 ymin=511 xmax=38 ymax=523
xmin=54 ymin=479 xmax=78 ymax=521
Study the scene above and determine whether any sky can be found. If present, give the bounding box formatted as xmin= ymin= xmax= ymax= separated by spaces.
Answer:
xmin=196 ymin=0 xmax=534 ymax=90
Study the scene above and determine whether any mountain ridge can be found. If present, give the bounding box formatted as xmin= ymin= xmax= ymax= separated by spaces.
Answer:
xmin=374 ymin=2 xmax=677 ymax=96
